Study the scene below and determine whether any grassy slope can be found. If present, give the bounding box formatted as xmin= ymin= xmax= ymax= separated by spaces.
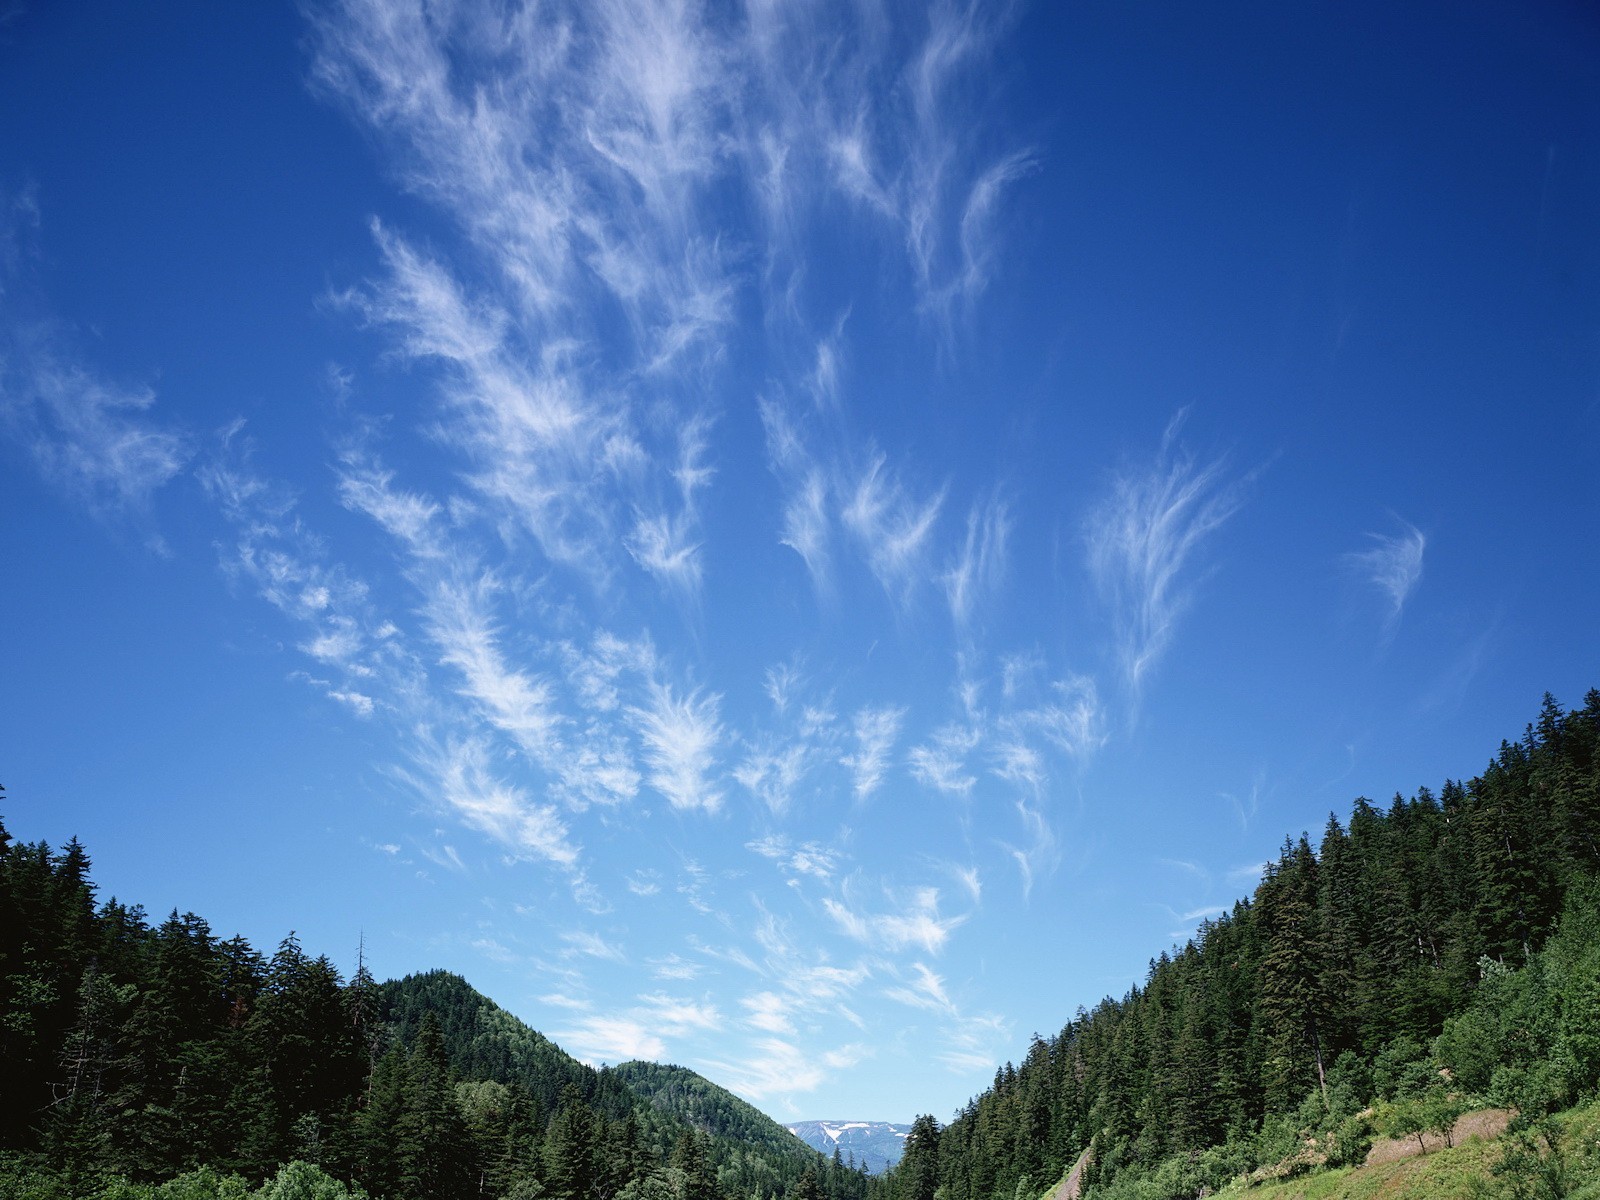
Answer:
xmin=1222 ymin=1100 xmax=1600 ymax=1200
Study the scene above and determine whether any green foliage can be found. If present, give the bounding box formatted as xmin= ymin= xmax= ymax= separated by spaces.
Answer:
xmin=1371 ymin=1036 xmax=1430 ymax=1101
xmin=153 ymin=1166 xmax=252 ymax=1199
xmin=253 ymin=1161 xmax=368 ymax=1200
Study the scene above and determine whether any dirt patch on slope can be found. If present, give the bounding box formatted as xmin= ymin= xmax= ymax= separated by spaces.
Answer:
xmin=1363 ymin=1108 xmax=1513 ymax=1166
xmin=1039 ymin=1149 xmax=1093 ymax=1200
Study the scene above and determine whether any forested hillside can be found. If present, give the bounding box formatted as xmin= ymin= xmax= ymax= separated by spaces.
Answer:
xmin=608 ymin=1068 xmax=819 ymax=1177
xmin=0 ymin=815 xmax=872 ymax=1200
xmin=887 ymin=691 xmax=1600 ymax=1200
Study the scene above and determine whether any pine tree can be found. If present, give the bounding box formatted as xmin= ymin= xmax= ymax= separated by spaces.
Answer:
xmin=896 ymin=1116 xmax=940 ymax=1200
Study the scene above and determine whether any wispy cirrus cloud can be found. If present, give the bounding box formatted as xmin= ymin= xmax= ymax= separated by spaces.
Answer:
xmin=626 ymin=414 xmax=715 ymax=598
xmin=842 ymin=451 xmax=946 ymax=606
xmin=823 ymin=885 xmax=965 ymax=955
xmin=205 ymin=427 xmax=588 ymax=872
xmin=841 ymin=705 xmax=906 ymax=801
xmin=634 ymin=991 xmax=723 ymax=1036
xmin=630 ymin=681 xmax=724 ymax=812
xmin=556 ymin=1015 xmax=666 ymax=1065
xmin=0 ymin=195 xmax=190 ymax=536
xmin=944 ymin=493 xmax=1011 ymax=630
xmin=1011 ymin=675 xmax=1107 ymax=763
xmin=560 ymin=930 xmax=626 ymax=962
xmin=883 ymin=961 xmax=955 ymax=1014
xmin=345 ymin=225 xmax=635 ymax=578
xmin=407 ymin=734 xmax=580 ymax=868
xmin=1346 ymin=517 xmax=1425 ymax=633
xmin=740 ymin=990 xmax=796 ymax=1035
xmin=0 ymin=341 xmax=191 ymax=529
xmin=759 ymin=395 xmax=834 ymax=592
xmin=746 ymin=835 xmax=841 ymax=881
xmin=909 ymin=720 xmax=983 ymax=797
xmin=1086 ymin=412 xmax=1249 ymax=700
xmin=424 ymin=573 xmax=563 ymax=760
xmin=337 ymin=444 xmax=645 ymax=813
xmin=701 ymin=1037 xmax=867 ymax=1103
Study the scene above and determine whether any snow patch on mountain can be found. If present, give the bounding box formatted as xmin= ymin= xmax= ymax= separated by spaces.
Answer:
xmin=785 ymin=1120 xmax=913 ymax=1173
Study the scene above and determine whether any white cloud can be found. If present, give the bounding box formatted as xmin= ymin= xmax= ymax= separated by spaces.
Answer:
xmin=841 ymin=452 xmax=945 ymax=605
xmin=824 ymin=886 xmax=965 ymax=955
xmin=630 ymin=680 xmax=724 ymax=812
xmin=202 ymin=434 xmax=605 ymax=876
xmin=424 ymin=575 xmax=563 ymax=759
xmin=0 ymin=340 xmax=191 ymax=526
xmin=561 ymin=930 xmax=627 ymax=962
xmin=1005 ymin=675 xmax=1107 ymax=766
xmin=788 ymin=844 xmax=839 ymax=880
xmin=937 ymin=1012 xmax=1010 ymax=1075
xmin=759 ymin=396 xmax=833 ymax=590
xmin=648 ymin=954 xmax=700 ymax=981
xmin=841 ymin=705 xmax=905 ymax=801
xmin=337 ymin=452 xmax=444 ymax=556
xmin=328 ymin=688 xmax=377 ymax=717
xmin=883 ymin=962 xmax=955 ymax=1014
xmin=1346 ymin=517 xmax=1425 ymax=630
xmin=538 ymin=993 xmax=593 ymax=1012
xmin=557 ymin=1015 xmax=665 ymax=1065
xmin=701 ymin=1037 xmax=839 ymax=1101
xmin=0 ymin=198 xmax=190 ymax=530
xmin=745 ymin=835 xmax=838 ymax=880
xmin=944 ymin=495 xmax=1010 ymax=629
xmin=740 ymin=990 xmax=795 ymax=1034
xmin=909 ymin=721 xmax=982 ymax=797
xmin=734 ymin=741 xmax=809 ymax=815
xmin=634 ymin=991 xmax=723 ymax=1035
xmin=1085 ymin=412 xmax=1248 ymax=698
xmin=562 ymin=631 xmax=657 ymax=713
xmin=626 ymin=414 xmax=715 ymax=596
xmin=418 ymin=735 xmax=580 ymax=868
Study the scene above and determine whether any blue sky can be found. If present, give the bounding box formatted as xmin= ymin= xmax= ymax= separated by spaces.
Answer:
xmin=2 ymin=0 xmax=1597 ymax=1124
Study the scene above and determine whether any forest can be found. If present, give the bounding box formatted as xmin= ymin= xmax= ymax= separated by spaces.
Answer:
xmin=886 ymin=691 xmax=1600 ymax=1199
xmin=3 ymin=690 xmax=1598 ymax=1200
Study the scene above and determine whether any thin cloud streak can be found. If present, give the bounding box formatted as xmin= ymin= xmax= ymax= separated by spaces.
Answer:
xmin=1346 ymin=517 xmax=1425 ymax=632
xmin=1085 ymin=412 xmax=1248 ymax=700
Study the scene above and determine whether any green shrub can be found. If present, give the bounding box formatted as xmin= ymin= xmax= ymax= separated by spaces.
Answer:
xmin=251 ymin=1162 xmax=367 ymax=1200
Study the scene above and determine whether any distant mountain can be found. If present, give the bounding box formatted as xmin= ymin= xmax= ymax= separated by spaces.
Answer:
xmin=786 ymin=1120 xmax=913 ymax=1173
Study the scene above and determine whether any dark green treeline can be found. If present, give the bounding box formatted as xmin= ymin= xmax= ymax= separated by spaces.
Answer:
xmin=887 ymin=690 xmax=1600 ymax=1200
xmin=0 ymin=810 xmax=876 ymax=1200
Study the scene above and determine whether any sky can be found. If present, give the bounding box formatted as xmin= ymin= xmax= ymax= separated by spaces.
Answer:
xmin=2 ymin=0 xmax=1597 ymax=1125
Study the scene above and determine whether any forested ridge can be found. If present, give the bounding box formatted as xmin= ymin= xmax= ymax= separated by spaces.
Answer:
xmin=887 ymin=690 xmax=1600 ymax=1200
xmin=4 ymin=690 xmax=1599 ymax=1200
xmin=0 ymin=811 xmax=872 ymax=1200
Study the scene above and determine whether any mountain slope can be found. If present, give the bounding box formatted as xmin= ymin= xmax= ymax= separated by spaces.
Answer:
xmin=382 ymin=970 xmax=593 ymax=1112
xmin=384 ymin=973 xmax=857 ymax=1198
xmin=611 ymin=1060 xmax=825 ymax=1185
xmin=787 ymin=1121 xmax=912 ymax=1172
